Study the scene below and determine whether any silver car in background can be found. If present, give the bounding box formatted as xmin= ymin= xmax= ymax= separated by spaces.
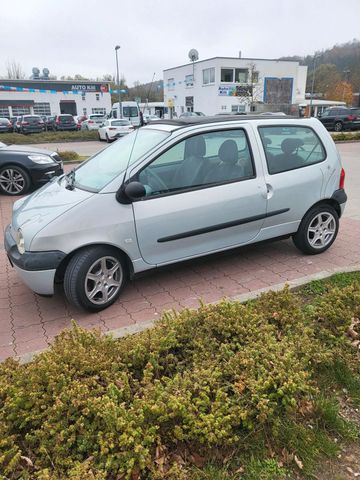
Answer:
xmin=5 ymin=116 xmax=347 ymax=311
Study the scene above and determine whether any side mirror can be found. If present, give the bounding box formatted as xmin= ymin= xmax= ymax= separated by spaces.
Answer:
xmin=116 ymin=181 xmax=146 ymax=204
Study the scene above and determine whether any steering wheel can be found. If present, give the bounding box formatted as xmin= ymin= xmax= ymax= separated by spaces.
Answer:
xmin=145 ymin=168 xmax=168 ymax=192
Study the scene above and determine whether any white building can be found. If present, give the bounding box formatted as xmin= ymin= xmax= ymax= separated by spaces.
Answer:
xmin=0 ymin=79 xmax=111 ymax=118
xmin=163 ymin=56 xmax=308 ymax=116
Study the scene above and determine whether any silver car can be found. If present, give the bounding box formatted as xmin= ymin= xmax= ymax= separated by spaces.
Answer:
xmin=5 ymin=116 xmax=347 ymax=311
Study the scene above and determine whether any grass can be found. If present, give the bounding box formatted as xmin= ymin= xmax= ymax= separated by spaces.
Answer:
xmin=56 ymin=150 xmax=89 ymax=162
xmin=331 ymin=131 xmax=360 ymax=142
xmin=299 ymin=271 xmax=360 ymax=297
xmin=0 ymin=130 xmax=99 ymax=144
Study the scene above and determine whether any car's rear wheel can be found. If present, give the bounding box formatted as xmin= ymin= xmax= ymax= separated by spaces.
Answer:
xmin=106 ymin=133 xmax=111 ymax=143
xmin=334 ymin=121 xmax=343 ymax=132
xmin=0 ymin=165 xmax=31 ymax=195
xmin=292 ymin=204 xmax=339 ymax=254
xmin=64 ymin=246 xmax=127 ymax=311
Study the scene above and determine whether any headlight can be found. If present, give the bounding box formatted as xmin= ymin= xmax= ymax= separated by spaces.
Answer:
xmin=28 ymin=154 xmax=56 ymax=164
xmin=16 ymin=228 xmax=25 ymax=254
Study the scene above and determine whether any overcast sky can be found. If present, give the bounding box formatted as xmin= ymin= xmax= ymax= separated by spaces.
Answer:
xmin=2 ymin=0 xmax=359 ymax=85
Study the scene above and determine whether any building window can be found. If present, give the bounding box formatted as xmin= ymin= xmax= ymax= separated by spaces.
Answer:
xmin=33 ymin=102 xmax=51 ymax=116
xmin=91 ymin=107 xmax=106 ymax=115
xmin=82 ymin=93 xmax=86 ymax=101
xmin=12 ymin=106 xmax=31 ymax=116
xmin=202 ymin=67 xmax=215 ymax=85
xmin=234 ymin=68 xmax=248 ymax=83
xmin=221 ymin=105 xmax=227 ymax=110
xmin=231 ymin=104 xmax=246 ymax=113
xmin=251 ymin=71 xmax=259 ymax=83
xmin=83 ymin=108 xmax=87 ymax=115
xmin=0 ymin=107 xmax=10 ymax=118
xmin=185 ymin=74 xmax=194 ymax=87
xmin=96 ymin=93 xmax=100 ymax=101
xmin=167 ymin=78 xmax=175 ymax=91
xmin=221 ymin=68 xmax=234 ymax=82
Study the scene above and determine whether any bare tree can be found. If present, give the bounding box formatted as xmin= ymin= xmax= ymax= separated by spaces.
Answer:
xmin=5 ymin=60 xmax=26 ymax=79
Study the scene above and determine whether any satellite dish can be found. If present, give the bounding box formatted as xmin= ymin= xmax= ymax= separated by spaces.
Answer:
xmin=42 ymin=68 xmax=49 ymax=76
xmin=188 ymin=49 xmax=199 ymax=62
xmin=32 ymin=67 xmax=40 ymax=75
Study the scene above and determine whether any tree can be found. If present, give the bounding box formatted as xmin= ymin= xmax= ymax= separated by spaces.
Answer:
xmin=5 ymin=60 xmax=25 ymax=79
xmin=326 ymin=81 xmax=353 ymax=105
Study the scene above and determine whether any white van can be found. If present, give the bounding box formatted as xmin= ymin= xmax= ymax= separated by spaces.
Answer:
xmin=110 ymin=101 xmax=140 ymax=127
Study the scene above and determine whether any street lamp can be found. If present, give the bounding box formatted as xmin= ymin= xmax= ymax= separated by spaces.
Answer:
xmin=115 ymin=45 xmax=122 ymax=118
xmin=342 ymin=69 xmax=351 ymax=102
xmin=309 ymin=55 xmax=320 ymax=117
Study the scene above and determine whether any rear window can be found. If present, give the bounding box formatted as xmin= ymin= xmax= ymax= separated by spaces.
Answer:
xmin=24 ymin=116 xmax=42 ymax=123
xmin=123 ymin=107 xmax=138 ymax=118
xmin=59 ymin=115 xmax=74 ymax=122
xmin=111 ymin=120 xmax=130 ymax=126
xmin=259 ymin=126 xmax=326 ymax=175
xmin=0 ymin=118 xmax=9 ymax=124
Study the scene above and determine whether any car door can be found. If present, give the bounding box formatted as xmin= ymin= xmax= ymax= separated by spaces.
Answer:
xmin=129 ymin=127 xmax=268 ymax=266
xmin=257 ymin=124 xmax=326 ymax=235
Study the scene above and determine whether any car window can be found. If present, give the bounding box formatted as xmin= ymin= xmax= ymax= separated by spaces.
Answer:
xmin=138 ymin=129 xmax=255 ymax=197
xmin=259 ymin=126 xmax=326 ymax=175
xmin=111 ymin=120 xmax=131 ymax=126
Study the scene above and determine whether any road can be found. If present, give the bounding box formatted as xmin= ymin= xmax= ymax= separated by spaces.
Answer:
xmin=22 ymin=141 xmax=104 ymax=156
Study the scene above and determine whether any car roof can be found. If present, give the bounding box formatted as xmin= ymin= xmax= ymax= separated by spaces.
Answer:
xmin=150 ymin=114 xmax=298 ymax=128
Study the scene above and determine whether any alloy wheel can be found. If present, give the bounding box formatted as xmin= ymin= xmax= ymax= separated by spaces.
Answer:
xmin=84 ymin=256 xmax=123 ymax=305
xmin=307 ymin=212 xmax=336 ymax=249
xmin=0 ymin=168 xmax=26 ymax=194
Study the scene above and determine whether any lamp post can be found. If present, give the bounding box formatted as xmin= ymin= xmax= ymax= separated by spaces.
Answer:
xmin=309 ymin=55 xmax=320 ymax=117
xmin=342 ymin=69 xmax=351 ymax=103
xmin=115 ymin=45 xmax=122 ymax=118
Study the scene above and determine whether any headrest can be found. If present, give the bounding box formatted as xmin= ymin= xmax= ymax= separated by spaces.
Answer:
xmin=281 ymin=138 xmax=304 ymax=154
xmin=184 ymin=135 xmax=206 ymax=157
xmin=219 ymin=140 xmax=238 ymax=164
xmin=263 ymin=137 xmax=272 ymax=145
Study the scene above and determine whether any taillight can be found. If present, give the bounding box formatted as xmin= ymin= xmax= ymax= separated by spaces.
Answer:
xmin=88 ymin=120 xmax=94 ymax=124
xmin=347 ymin=115 xmax=356 ymax=121
xmin=109 ymin=127 xmax=116 ymax=130
xmin=339 ymin=168 xmax=345 ymax=190
xmin=56 ymin=119 xmax=60 ymax=124
xmin=21 ymin=121 xmax=29 ymax=125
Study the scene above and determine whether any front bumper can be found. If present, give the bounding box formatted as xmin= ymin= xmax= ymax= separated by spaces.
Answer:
xmin=4 ymin=224 xmax=66 ymax=295
xmin=30 ymin=163 xmax=64 ymax=186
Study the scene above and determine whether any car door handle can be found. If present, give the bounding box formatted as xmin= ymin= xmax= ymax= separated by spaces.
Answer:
xmin=265 ymin=183 xmax=273 ymax=199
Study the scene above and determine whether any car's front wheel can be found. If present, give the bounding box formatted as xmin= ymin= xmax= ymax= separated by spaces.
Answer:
xmin=0 ymin=165 xmax=31 ymax=195
xmin=292 ymin=204 xmax=339 ymax=254
xmin=64 ymin=246 xmax=127 ymax=311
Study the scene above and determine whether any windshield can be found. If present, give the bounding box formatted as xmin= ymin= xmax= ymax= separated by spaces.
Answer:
xmin=123 ymin=107 xmax=138 ymax=118
xmin=73 ymin=128 xmax=170 ymax=191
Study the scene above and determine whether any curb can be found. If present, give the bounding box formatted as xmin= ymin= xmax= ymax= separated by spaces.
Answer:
xmin=17 ymin=264 xmax=360 ymax=365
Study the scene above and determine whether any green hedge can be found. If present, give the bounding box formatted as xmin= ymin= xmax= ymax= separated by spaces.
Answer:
xmin=0 ymin=130 xmax=99 ymax=144
xmin=331 ymin=131 xmax=360 ymax=141
xmin=0 ymin=282 xmax=359 ymax=479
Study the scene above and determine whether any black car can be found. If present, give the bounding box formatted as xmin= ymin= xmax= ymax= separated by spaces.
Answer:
xmin=317 ymin=107 xmax=357 ymax=132
xmin=0 ymin=118 xmax=12 ymax=133
xmin=54 ymin=114 xmax=77 ymax=131
xmin=0 ymin=144 xmax=63 ymax=195
xmin=15 ymin=115 xmax=45 ymax=134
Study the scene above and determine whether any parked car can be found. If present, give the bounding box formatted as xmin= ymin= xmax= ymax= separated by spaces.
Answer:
xmin=5 ymin=116 xmax=347 ymax=312
xmin=81 ymin=114 xmax=106 ymax=130
xmin=0 ymin=143 xmax=63 ymax=195
xmin=317 ymin=107 xmax=357 ymax=132
xmin=98 ymin=119 xmax=134 ymax=142
xmin=179 ymin=111 xmax=199 ymax=118
xmin=9 ymin=117 xmax=18 ymax=132
xmin=0 ymin=118 xmax=12 ymax=133
xmin=143 ymin=114 xmax=160 ymax=124
xmin=41 ymin=116 xmax=56 ymax=131
xmin=15 ymin=115 xmax=45 ymax=134
xmin=53 ymin=114 xmax=77 ymax=131
xmin=350 ymin=107 xmax=360 ymax=129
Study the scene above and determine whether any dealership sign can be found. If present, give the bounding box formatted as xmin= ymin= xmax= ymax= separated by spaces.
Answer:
xmin=218 ymin=85 xmax=253 ymax=96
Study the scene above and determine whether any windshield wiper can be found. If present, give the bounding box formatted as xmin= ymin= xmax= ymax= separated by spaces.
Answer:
xmin=65 ymin=168 xmax=76 ymax=190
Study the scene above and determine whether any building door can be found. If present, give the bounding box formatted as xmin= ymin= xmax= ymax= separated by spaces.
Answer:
xmin=60 ymin=101 xmax=77 ymax=115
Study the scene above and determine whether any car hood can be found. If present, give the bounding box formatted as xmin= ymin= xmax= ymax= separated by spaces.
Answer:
xmin=1 ymin=144 xmax=56 ymax=155
xmin=11 ymin=178 xmax=95 ymax=250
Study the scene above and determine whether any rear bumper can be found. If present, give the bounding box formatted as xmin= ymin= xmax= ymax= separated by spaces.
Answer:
xmin=56 ymin=125 xmax=76 ymax=130
xmin=4 ymin=224 xmax=65 ymax=295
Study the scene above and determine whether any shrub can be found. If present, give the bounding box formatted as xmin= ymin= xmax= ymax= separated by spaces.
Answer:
xmin=0 ymin=130 xmax=98 ymax=144
xmin=56 ymin=150 xmax=80 ymax=161
xmin=0 ymin=284 xmax=359 ymax=479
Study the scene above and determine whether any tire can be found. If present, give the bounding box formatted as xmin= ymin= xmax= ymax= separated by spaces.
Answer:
xmin=334 ymin=121 xmax=343 ymax=132
xmin=292 ymin=204 xmax=339 ymax=255
xmin=0 ymin=165 xmax=31 ymax=195
xmin=106 ymin=133 xmax=111 ymax=143
xmin=64 ymin=246 xmax=127 ymax=311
